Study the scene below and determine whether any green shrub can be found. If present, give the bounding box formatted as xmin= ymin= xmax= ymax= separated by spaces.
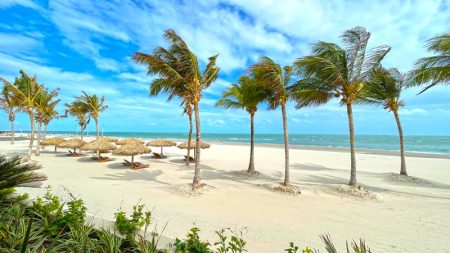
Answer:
xmin=114 ymin=204 xmax=152 ymax=241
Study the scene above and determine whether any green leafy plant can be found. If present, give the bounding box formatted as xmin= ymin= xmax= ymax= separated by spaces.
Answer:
xmin=174 ymin=226 xmax=211 ymax=253
xmin=114 ymin=204 xmax=152 ymax=241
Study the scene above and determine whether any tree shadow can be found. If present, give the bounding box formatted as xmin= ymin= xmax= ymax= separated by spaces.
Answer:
xmin=91 ymin=169 xmax=170 ymax=186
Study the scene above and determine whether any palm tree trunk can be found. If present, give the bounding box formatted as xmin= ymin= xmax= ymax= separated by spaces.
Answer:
xmin=95 ymin=118 xmax=99 ymax=139
xmin=186 ymin=111 xmax=193 ymax=166
xmin=192 ymin=101 xmax=201 ymax=188
xmin=346 ymin=103 xmax=357 ymax=186
xmin=248 ymin=112 xmax=255 ymax=173
xmin=10 ymin=119 xmax=14 ymax=145
xmin=42 ymin=124 xmax=47 ymax=149
xmin=27 ymin=112 xmax=35 ymax=160
xmin=393 ymin=111 xmax=407 ymax=176
xmin=281 ymin=104 xmax=290 ymax=185
xmin=35 ymin=122 xmax=42 ymax=156
xmin=80 ymin=124 xmax=84 ymax=141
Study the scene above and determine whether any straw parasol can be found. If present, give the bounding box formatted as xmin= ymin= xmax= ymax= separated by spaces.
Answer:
xmin=177 ymin=141 xmax=211 ymax=150
xmin=113 ymin=142 xmax=151 ymax=165
xmin=40 ymin=137 xmax=65 ymax=152
xmin=56 ymin=138 xmax=86 ymax=154
xmin=146 ymin=139 xmax=176 ymax=156
xmin=81 ymin=139 xmax=117 ymax=158
xmin=96 ymin=136 xmax=118 ymax=142
xmin=116 ymin=138 xmax=145 ymax=145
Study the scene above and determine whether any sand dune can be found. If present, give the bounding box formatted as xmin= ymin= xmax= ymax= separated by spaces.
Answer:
xmin=2 ymin=137 xmax=450 ymax=252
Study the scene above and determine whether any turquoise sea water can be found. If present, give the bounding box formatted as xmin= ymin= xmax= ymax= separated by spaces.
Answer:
xmin=43 ymin=131 xmax=450 ymax=155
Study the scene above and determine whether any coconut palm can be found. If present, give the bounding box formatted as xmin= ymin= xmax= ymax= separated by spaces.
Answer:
xmin=293 ymin=26 xmax=391 ymax=186
xmin=409 ymin=33 xmax=449 ymax=93
xmin=75 ymin=91 xmax=107 ymax=138
xmin=216 ymin=75 xmax=268 ymax=173
xmin=3 ymin=70 xmax=44 ymax=160
xmin=0 ymin=84 xmax=19 ymax=144
xmin=132 ymin=29 xmax=220 ymax=188
xmin=250 ymin=57 xmax=295 ymax=186
xmin=363 ymin=68 xmax=408 ymax=175
xmin=65 ymin=101 xmax=90 ymax=141
xmin=42 ymin=99 xmax=61 ymax=144
xmin=34 ymin=88 xmax=60 ymax=156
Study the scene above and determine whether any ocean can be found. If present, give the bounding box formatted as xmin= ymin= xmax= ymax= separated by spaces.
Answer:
xmin=41 ymin=131 xmax=450 ymax=155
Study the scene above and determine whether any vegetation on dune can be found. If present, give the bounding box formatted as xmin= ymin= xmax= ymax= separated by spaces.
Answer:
xmin=132 ymin=29 xmax=220 ymax=188
xmin=293 ymin=26 xmax=391 ymax=186
xmin=0 ymin=184 xmax=373 ymax=253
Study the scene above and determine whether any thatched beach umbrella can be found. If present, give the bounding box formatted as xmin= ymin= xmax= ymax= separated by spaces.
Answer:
xmin=56 ymin=138 xmax=86 ymax=155
xmin=40 ymin=137 xmax=65 ymax=153
xmin=116 ymin=138 xmax=145 ymax=145
xmin=113 ymin=142 xmax=151 ymax=165
xmin=81 ymin=139 xmax=117 ymax=158
xmin=97 ymin=136 xmax=118 ymax=142
xmin=146 ymin=139 xmax=176 ymax=156
xmin=177 ymin=141 xmax=211 ymax=150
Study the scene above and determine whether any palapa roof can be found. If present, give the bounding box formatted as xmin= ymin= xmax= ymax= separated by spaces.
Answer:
xmin=81 ymin=139 xmax=117 ymax=151
xmin=177 ymin=141 xmax=211 ymax=149
xmin=146 ymin=139 xmax=176 ymax=147
xmin=96 ymin=136 xmax=119 ymax=142
xmin=40 ymin=137 xmax=65 ymax=146
xmin=116 ymin=138 xmax=145 ymax=145
xmin=113 ymin=142 xmax=151 ymax=156
xmin=56 ymin=138 xmax=86 ymax=148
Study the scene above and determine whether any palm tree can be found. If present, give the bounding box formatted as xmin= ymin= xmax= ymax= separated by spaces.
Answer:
xmin=3 ymin=70 xmax=43 ymax=160
xmin=75 ymin=91 xmax=107 ymax=138
xmin=250 ymin=57 xmax=294 ymax=186
xmin=216 ymin=75 xmax=268 ymax=173
xmin=34 ymin=88 xmax=60 ymax=156
xmin=363 ymin=68 xmax=408 ymax=175
xmin=0 ymin=84 xmax=19 ymax=144
xmin=42 ymin=99 xmax=61 ymax=144
xmin=132 ymin=29 xmax=220 ymax=188
xmin=293 ymin=26 xmax=391 ymax=186
xmin=65 ymin=101 xmax=90 ymax=141
xmin=409 ymin=33 xmax=449 ymax=93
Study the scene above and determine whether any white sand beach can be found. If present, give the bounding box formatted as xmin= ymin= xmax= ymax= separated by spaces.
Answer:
xmin=2 ymin=137 xmax=450 ymax=252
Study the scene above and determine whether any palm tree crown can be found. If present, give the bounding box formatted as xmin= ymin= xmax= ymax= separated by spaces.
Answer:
xmin=216 ymin=75 xmax=268 ymax=114
xmin=409 ymin=33 xmax=450 ymax=93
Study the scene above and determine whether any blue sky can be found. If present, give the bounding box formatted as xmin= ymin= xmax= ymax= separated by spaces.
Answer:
xmin=0 ymin=0 xmax=449 ymax=135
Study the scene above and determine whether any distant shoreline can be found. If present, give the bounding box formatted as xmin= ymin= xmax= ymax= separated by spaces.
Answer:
xmin=2 ymin=134 xmax=448 ymax=159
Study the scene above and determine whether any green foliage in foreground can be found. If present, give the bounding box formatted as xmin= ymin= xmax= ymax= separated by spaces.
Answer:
xmin=0 ymin=189 xmax=373 ymax=253
xmin=0 ymin=155 xmax=373 ymax=252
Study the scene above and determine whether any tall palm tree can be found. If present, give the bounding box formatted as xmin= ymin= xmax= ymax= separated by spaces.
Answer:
xmin=250 ymin=57 xmax=294 ymax=186
xmin=65 ymin=101 xmax=90 ymax=141
xmin=132 ymin=29 xmax=220 ymax=188
xmin=216 ymin=75 xmax=268 ymax=173
xmin=293 ymin=26 xmax=391 ymax=186
xmin=34 ymin=88 xmax=60 ymax=156
xmin=409 ymin=33 xmax=449 ymax=93
xmin=0 ymin=84 xmax=19 ymax=144
xmin=4 ymin=70 xmax=43 ymax=160
xmin=363 ymin=68 xmax=408 ymax=175
xmin=182 ymin=101 xmax=194 ymax=166
xmin=42 ymin=100 xmax=61 ymax=144
xmin=75 ymin=91 xmax=107 ymax=138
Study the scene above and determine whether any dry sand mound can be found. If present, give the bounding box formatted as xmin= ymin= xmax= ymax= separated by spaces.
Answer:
xmin=335 ymin=185 xmax=378 ymax=201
